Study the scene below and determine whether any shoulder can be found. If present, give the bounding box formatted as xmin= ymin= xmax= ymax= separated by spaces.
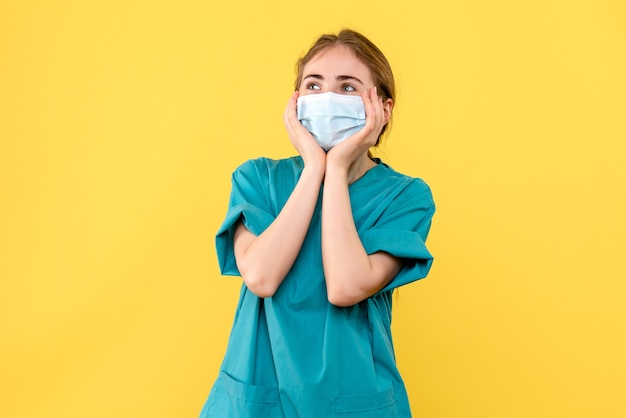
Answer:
xmin=234 ymin=156 xmax=303 ymax=176
xmin=375 ymin=161 xmax=435 ymax=207
xmin=405 ymin=177 xmax=435 ymax=207
xmin=231 ymin=156 xmax=305 ymax=191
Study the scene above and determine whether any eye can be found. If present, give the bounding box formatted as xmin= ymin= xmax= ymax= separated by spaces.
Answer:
xmin=305 ymin=82 xmax=321 ymax=90
xmin=341 ymin=84 xmax=356 ymax=93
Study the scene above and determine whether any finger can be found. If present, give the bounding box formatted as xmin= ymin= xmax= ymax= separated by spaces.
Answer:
xmin=284 ymin=91 xmax=298 ymax=121
xmin=357 ymin=87 xmax=384 ymax=146
xmin=363 ymin=87 xmax=381 ymax=132
xmin=371 ymin=87 xmax=385 ymax=128
xmin=283 ymin=92 xmax=320 ymax=154
xmin=363 ymin=88 xmax=375 ymax=121
xmin=285 ymin=92 xmax=304 ymax=136
xmin=372 ymin=87 xmax=384 ymax=121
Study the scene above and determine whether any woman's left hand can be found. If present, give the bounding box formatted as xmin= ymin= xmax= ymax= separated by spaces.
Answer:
xmin=326 ymin=86 xmax=387 ymax=169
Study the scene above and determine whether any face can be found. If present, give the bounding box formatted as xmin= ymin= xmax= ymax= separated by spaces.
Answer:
xmin=298 ymin=44 xmax=376 ymax=97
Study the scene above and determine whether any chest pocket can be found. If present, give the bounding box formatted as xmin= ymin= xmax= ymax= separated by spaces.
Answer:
xmin=201 ymin=371 xmax=284 ymax=418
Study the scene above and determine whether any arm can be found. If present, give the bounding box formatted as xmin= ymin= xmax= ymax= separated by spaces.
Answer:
xmin=322 ymin=165 xmax=402 ymax=307
xmin=234 ymin=93 xmax=326 ymax=298
xmin=322 ymin=87 xmax=401 ymax=307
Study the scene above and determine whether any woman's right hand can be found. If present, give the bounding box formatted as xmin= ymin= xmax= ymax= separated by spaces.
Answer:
xmin=284 ymin=91 xmax=326 ymax=172
xmin=234 ymin=92 xmax=326 ymax=298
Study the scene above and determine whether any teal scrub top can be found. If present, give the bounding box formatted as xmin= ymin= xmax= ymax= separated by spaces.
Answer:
xmin=200 ymin=156 xmax=435 ymax=418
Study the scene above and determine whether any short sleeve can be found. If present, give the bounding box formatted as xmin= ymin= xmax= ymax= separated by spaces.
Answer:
xmin=360 ymin=178 xmax=435 ymax=291
xmin=215 ymin=159 xmax=276 ymax=276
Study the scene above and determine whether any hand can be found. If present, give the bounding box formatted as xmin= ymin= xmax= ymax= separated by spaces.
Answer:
xmin=284 ymin=91 xmax=326 ymax=171
xmin=326 ymin=87 xmax=388 ymax=170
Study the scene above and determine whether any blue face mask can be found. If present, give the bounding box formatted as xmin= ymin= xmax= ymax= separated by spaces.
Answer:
xmin=297 ymin=92 xmax=366 ymax=151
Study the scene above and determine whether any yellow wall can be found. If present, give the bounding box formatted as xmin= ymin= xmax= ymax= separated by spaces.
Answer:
xmin=1 ymin=1 xmax=624 ymax=417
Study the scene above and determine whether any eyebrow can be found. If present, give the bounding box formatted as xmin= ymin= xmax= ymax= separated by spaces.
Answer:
xmin=302 ymin=74 xmax=365 ymax=85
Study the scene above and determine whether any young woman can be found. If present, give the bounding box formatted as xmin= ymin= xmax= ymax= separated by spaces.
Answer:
xmin=200 ymin=29 xmax=435 ymax=418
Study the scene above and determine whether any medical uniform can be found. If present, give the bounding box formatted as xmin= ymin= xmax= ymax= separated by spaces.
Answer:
xmin=200 ymin=156 xmax=435 ymax=418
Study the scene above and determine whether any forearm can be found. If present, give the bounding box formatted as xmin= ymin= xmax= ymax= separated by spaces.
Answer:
xmin=235 ymin=165 xmax=324 ymax=297
xmin=322 ymin=165 xmax=387 ymax=306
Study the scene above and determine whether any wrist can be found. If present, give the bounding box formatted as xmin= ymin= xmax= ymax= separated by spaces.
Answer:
xmin=302 ymin=160 xmax=326 ymax=181
xmin=324 ymin=161 xmax=349 ymax=182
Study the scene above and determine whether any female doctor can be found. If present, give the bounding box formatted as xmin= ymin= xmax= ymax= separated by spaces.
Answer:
xmin=199 ymin=29 xmax=435 ymax=417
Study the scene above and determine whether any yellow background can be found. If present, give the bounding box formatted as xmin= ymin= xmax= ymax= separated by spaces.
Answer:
xmin=1 ymin=0 xmax=625 ymax=417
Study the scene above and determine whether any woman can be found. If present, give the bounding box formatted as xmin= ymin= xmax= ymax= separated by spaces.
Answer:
xmin=200 ymin=29 xmax=435 ymax=417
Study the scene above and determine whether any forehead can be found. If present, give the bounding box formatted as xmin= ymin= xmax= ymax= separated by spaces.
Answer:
xmin=303 ymin=44 xmax=373 ymax=82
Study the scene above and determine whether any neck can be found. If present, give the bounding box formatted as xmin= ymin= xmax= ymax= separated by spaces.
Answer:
xmin=346 ymin=154 xmax=376 ymax=184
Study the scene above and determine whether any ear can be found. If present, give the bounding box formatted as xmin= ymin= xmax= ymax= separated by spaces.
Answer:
xmin=382 ymin=98 xmax=394 ymax=124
